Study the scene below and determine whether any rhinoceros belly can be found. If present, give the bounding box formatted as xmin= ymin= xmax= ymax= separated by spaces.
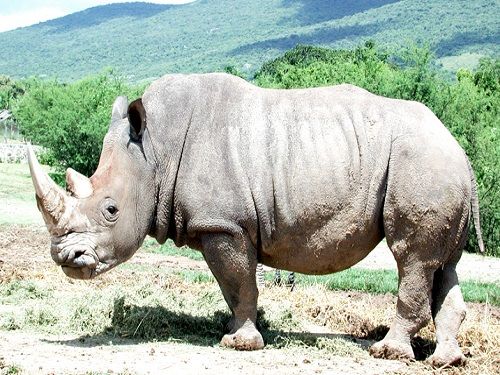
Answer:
xmin=258 ymin=198 xmax=385 ymax=275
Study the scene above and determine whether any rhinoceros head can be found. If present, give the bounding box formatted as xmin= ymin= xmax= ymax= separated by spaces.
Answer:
xmin=28 ymin=96 xmax=156 ymax=279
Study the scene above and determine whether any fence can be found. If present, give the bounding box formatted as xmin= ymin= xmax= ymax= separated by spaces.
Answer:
xmin=0 ymin=143 xmax=43 ymax=163
xmin=1 ymin=110 xmax=22 ymax=141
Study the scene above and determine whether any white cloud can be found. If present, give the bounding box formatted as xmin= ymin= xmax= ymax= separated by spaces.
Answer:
xmin=0 ymin=1 xmax=196 ymax=33
xmin=0 ymin=7 xmax=66 ymax=32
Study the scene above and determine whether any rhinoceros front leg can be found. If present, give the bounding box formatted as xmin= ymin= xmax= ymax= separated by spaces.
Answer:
xmin=201 ymin=232 xmax=264 ymax=351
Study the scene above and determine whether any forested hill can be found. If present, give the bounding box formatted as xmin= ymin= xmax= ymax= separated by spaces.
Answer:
xmin=0 ymin=0 xmax=498 ymax=81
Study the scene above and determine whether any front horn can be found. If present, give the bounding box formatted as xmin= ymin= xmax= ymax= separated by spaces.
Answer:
xmin=27 ymin=144 xmax=76 ymax=234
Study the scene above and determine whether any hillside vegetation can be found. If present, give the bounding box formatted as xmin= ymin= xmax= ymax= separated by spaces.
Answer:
xmin=0 ymin=0 xmax=498 ymax=81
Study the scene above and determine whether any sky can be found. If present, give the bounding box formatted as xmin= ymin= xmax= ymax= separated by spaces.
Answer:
xmin=0 ymin=0 xmax=196 ymax=32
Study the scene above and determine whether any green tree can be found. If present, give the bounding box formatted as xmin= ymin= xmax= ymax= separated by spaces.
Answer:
xmin=13 ymin=72 xmax=142 ymax=177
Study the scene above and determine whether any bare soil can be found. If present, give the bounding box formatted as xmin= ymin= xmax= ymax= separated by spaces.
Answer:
xmin=0 ymin=330 xmax=407 ymax=375
xmin=0 ymin=225 xmax=499 ymax=375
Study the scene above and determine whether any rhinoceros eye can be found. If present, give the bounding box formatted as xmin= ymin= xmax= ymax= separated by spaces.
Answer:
xmin=101 ymin=198 xmax=119 ymax=223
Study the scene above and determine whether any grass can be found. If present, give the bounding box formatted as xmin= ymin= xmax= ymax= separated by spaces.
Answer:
xmin=0 ymin=163 xmax=45 ymax=225
xmin=461 ymin=281 xmax=500 ymax=306
xmin=0 ymin=354 xmax=21 ymax=374
xmin=1 ymin=366 xmax=21 ymax=375
xmin=297 ymin=269 xmax=398 ymax=295
xmin=294 ymin=269 xmax=500 ymax=306
xmin=0 ymin=280 xmax=52 ymax=301
xmin=0 ymin=163 xmax=36 ymax=202
xmin=141 ymin=239 xmax=500 ymax=306
xmin=0 ymin=271 xmax=497 ymax=374
xmin=0 ymin=238 xmax=498 ymax=375
xmin=143 ymin=239 xmax=204 ymax=261
xmin=2 ymin=268 xmax=495 ymax=338
xmin=438 ymin=52 xmax=485 ymax=71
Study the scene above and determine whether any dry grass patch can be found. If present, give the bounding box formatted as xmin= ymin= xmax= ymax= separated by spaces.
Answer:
xmin=1 ymin=267 xmax=499 ymax=374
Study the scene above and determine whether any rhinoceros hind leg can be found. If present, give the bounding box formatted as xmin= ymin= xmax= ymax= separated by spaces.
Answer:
xmin=370 ymin=248 xmax=435 ymax=361
xmin=428 ymin=264 xmax=466 ymax=367
xmin=201 ymin=232 xmax=264 ymax=351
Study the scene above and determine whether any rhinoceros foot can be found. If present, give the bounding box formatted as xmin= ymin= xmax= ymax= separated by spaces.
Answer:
xmin=369 ymin=339 xmax=414 ymax=361
xmin=220 ymin=326 xmax=264 ymax=351
xmin=427 ymin=344 xmax=466 ymax=367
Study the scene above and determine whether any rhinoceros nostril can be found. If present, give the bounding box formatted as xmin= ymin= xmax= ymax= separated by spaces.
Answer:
xmin=74 ymin=251 xmax=85 ymax=259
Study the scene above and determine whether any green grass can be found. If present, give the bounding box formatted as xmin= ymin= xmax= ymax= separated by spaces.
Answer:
xmin=296 ymin=269 xmax=398 ymax=295
xmin=0 ymin=266 xmax=496 ymax=369
xmin=143 ymin=239 xmax=204 ymax=261
xmin=2 ymin=365 xmax=21 ymax=375
xmin=0 ymin=163 xmax=37 ymax=202
xmin=438 ymin=52 xmax=485 ymax=72
xmin=0 ymin=280 xmax=52 ymax=301
xmin=0 ymin=275 xmax=361 ymax=356
xmin=0 ymin=276 xmax=228 ymax=344
xmin=142 ymin=239 xmax=500 ymax=306
xmin=0 ymin=162 xmax=46 ymax=225
xmin=174 ymin=270 xmax=215 ymax=284
xmin=293 ymin=268 xmax=499 ymax=306
xmin=461 ymin=280 xmax=500 ymax=305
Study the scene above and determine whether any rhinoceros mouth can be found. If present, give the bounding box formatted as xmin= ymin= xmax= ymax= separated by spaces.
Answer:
xmin=61 ymin=258 xmax=112 ymax=279
xmin=61 ymin=265 xmax=96 ymax=280
xmin=53 ymin=243 xmax=100 ymax=280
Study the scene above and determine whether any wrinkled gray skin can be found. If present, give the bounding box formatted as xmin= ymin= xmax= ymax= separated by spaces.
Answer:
xmin=29 ymin=73 xmax=484 ymax=367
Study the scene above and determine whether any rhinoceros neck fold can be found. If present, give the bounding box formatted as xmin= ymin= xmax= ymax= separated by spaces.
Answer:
xmin=142 ymin=75 xmax=199 ymax=244
xmin=150 ymin=152 xmax=185 ymax=245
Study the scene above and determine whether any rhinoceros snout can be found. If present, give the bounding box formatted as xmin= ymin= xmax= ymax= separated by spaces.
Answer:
xmin=50 ymin=242 xmax=98 ymax=270
xmin=53 ymin=246 xmax=99 ymax=280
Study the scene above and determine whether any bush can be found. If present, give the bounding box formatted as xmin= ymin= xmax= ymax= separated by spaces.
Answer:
xmin=255 ymin=43 xmax=499 ymax=256
xmin=0 ymin=75 xmax=25 ymax=109
xmin=12 ymin=72 xmax=142 ymax=177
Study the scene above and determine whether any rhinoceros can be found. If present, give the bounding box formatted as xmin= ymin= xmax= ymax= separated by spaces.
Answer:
xmin=28 ymin=73 xmax=484 ymax=366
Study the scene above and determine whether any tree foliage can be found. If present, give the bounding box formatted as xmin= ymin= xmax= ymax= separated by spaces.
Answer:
xmin=255 ymin=43 xmax=499 ymax=256
xmin=12 ymin=72 xmax=142 ymax=177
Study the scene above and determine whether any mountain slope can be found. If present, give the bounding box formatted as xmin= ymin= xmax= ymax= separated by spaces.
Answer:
xmin=0 ymin=0 xmax=498 ymax=81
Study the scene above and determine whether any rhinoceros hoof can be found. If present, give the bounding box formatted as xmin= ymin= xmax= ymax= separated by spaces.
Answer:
xmin=369 ymin=339 xmax=414 ymax=361
xmin=427 ymin=346 xmax=466 ymax=367
xmin=220 ymin=330 xmax=264 ymax=351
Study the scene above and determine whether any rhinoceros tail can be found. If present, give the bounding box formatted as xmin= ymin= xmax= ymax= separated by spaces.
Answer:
xmin=466 ymin=157 xmax=485 ymax=253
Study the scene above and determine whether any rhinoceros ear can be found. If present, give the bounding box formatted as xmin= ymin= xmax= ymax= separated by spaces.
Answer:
xmin=128 ymin=98 xmax=146 ymax=142
xmin=111 ymin=96 xmax=128 ymax=121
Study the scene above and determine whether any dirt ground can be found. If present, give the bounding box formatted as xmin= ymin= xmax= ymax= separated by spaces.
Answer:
xmin=0 ymin=225 xmax=499 ymax=375
xmin=0 ymin=330 xmax=407 ymax=375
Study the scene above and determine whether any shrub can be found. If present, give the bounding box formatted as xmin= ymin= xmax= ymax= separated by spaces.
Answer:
xmin=13 ymin=71 xmax=142 ymax=177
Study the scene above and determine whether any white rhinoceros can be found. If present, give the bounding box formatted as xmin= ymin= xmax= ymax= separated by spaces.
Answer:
xmin=28 ymin=73 xmax=484 ymax=366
